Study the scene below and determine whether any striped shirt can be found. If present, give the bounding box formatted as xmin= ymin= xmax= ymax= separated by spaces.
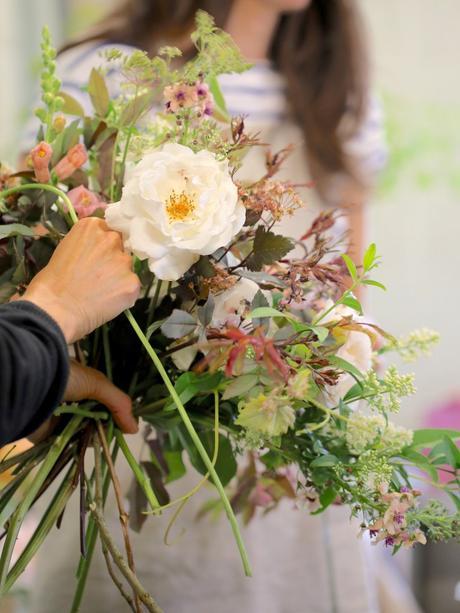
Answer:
xmin=23 ymin=41 xmax=387 ymax=180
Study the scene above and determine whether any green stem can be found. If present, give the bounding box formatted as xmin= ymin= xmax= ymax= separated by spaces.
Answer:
xmin=109 ymin=132 xmax=120 ymax=203
xmin=72 ymin=423 xmax=117 ymax=612
xmin=54 ymin=406 xmax=109 ymax=420
xmin=4 ymin=463 xmax=78 ymax=592
xmin=0 ymin=415 xmax=83 ymax=591
xmin=133 ymin=398 xmax=167 ymax=417
xmin=124 ymin=309 xmax=252 ymax=576
xmin=307 ymin=398 xmax=349 ymax=423
xmin=0 ymin=183 xmax=78 ymax=225
xmin=114 ymin=429 xmax=160 ymax=510
xmin=147 ymin=280 xmax=163 ymax=330
xmin=151 ymin=390 xmax=220 ymax=517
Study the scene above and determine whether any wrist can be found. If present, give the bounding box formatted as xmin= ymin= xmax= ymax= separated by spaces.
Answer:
xmin=21 ymin=287 xmax=76 ymax=344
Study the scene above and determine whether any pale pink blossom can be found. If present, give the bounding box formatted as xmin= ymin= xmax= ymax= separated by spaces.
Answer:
xmin=67 ymin=186 xmax=106 ymax=219
xmin=30 ymin=141 xmax=52 ymax=183
xmin=53 ymin=144 xmax=88 ymax=180
xmin=250 ymin=483 xmax=273 ymax=508
xmin=164 ymin=83 xmax=198 ymax=113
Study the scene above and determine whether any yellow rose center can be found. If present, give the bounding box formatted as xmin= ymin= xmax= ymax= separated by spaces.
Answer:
xmin=165 ymin=190 xmax=196 ymax=222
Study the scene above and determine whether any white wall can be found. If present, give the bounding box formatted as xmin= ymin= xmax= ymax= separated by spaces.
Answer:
xmin=0 ymin=0 xmax=66 ymax=163
xmin=358 ymin=0 xmax=460 ymax=426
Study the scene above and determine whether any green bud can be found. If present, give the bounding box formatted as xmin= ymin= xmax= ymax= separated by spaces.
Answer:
xmin=54 ymin=96 xmax=65 ymax=111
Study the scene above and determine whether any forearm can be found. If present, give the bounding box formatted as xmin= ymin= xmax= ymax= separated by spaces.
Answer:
xmin=346 ymin=198 xmax=366 ymax=263
xmin=0 ymin=301 xmax=69 ymax=445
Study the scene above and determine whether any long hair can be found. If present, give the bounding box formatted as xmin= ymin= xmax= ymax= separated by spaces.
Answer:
xmin=62 ymin=0 xmax=368 ymax=195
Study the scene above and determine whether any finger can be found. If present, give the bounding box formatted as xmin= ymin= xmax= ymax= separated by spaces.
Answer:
xmin=65 ymin=362 xmax=138 ymax=434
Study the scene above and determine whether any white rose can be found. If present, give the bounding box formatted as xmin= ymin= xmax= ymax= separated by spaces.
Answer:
xmin=105 ymin=143 xmax=245 ymax=281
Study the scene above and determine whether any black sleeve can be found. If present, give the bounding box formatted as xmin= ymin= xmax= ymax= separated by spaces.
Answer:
xmin=0 ymin=301 xmax=69 ymax=446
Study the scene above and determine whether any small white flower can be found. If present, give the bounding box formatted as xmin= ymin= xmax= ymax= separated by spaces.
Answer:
xmin=212 ymin=278 xmax=261 ymax=327
xmin=172 ymin=278 xmax=266 ymax=371
xmin=320 ymin=300 xmax=355 ymax=324
xmin=105 ymin=143 xmax=245 ymax=281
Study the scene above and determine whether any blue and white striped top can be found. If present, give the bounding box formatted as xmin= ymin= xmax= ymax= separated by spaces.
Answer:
xmin=24 ymin=41 xmax=387 ymax=181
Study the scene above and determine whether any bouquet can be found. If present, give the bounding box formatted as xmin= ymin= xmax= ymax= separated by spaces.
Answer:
xmin=0 ymin=12 xmax=459 ymax=612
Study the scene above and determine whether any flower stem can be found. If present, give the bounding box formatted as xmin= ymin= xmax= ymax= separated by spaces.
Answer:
xmin=54 ymin=405 xmax=109 ymax=420
xmin=114 ymin=429 xmax=160 ymax=511
xmin=4 ymin=462 xmax=79 ymax=592
xmin=0 ymin=183 xmax=78 ymax=225
xmin=151 ymin=390 xmax=220 ymax=517
xmin=307 ymin=397 xmax=349 ymax=423
xmin=124 ymin=309 xmax=252 ymax=576
xmin=72 ymin=422 xmax=117 ymax=612
xmin=0 ymin=415 xmax=83 ymax=591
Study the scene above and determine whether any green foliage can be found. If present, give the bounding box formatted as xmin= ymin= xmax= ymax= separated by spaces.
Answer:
xmin=188 ymin=10 xmax=251 ymax=80
xmin=161 ymin=309 xmax=197 ymax=339
xmin=180 ymin=427 xmax=237 ymax=487
xmin=247 ymin=227 xmax=293 ymax=271
xmin=0 ymin=224 xmax=34 ymax=239
xmin=88 ymin=68 xmax=110 ymax=117
xmin=35 ymin=26 xmax=64 ymax=141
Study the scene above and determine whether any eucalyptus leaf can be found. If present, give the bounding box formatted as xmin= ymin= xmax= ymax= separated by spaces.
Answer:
xmin=237 ymin=269 xmax=287 ymax=289
xmin=0 ymin=224 xmax=34 ymax=239
xmin=197 ymin=294 xmax=215 ymax=327
xmin=161 ymin=309 xmax=197 ymax=339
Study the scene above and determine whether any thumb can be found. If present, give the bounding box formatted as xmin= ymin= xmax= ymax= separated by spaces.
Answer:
xmin=64 ymin=360 xmax=138 ymax=434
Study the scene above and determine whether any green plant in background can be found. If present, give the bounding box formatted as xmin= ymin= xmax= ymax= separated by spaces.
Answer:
xmin=378 ymin=92 xmax=460 ymax=197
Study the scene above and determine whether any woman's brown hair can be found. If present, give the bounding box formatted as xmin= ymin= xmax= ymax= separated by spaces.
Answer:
xmin=62 ymin=0 xmax=368 ymax=195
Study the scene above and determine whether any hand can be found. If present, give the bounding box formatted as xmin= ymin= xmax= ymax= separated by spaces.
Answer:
xmin=28 ymin=359 xmax=138 ymax=443
xmin=64 ymin=360 xmax=138 ymax=434
xmin=22 ymin=218 xmax=140 ymax=343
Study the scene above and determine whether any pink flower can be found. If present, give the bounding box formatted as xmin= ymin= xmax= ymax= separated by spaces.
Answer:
xmin=250 ymin=483 xmax=273 ymax=508
xmin=195 ymin=81 xmax=210 ymax=99
xmin=30 ymin=141 xmax=52 ymax=183
xmin=195 ymin=81 xmax=214 ymax=116
xmin=53 ymin=144 xmax=88 ymax=180
xmin=163 ymin=83 xmax=198 ymax=113
xmin=67 ymin=186 xmax=106 ymax=219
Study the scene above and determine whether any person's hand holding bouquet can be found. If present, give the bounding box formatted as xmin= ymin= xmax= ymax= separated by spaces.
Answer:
xmin=21 ymin=217 xmax=140 ymax=438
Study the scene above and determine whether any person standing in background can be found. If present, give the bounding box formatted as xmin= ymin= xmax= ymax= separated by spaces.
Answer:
xmin=23 ymin=2 xmax=390 ymax=612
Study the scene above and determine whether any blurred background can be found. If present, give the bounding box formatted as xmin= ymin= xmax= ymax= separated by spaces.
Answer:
xmin=0 ymin=0 xmax=459 ymax=611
